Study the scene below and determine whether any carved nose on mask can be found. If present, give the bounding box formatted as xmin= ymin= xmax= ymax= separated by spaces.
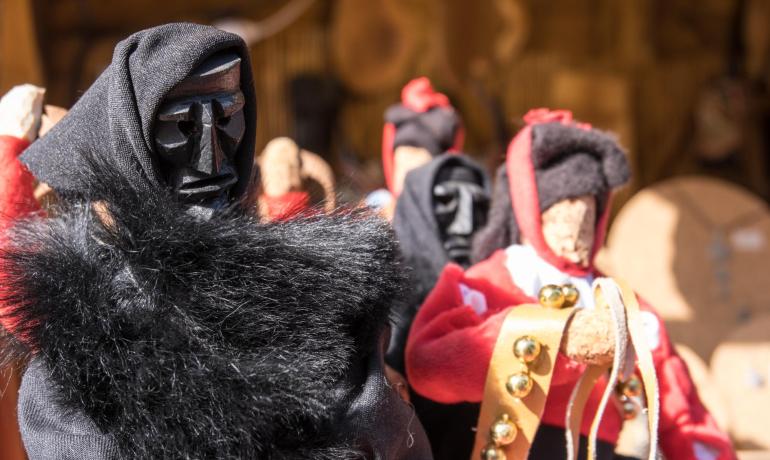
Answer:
xmin=446 ymin=188 xmax=474 ymax=236
xmin=196 ymin=103 xmax=222 ymax=175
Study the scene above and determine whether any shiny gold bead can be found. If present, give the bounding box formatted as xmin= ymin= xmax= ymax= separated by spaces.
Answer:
xmin=622 ymin=375 xmax=643 ymax=398
xmin=480 ymin=443 xmax=507 ymax=460
xmin=561 ymin=284 xmax=580 ymax=307
xmin=506 ymin=372 xmax=534 ymax=398
xmin=513 ymin=336 xmax=541 ymax=364
xmin=489 ymin=414 xmax=518 ymax=446
xmin=538 ymin=284 xmax=566 ymax=309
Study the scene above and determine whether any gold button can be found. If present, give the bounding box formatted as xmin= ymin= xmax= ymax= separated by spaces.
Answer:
xmin=480 ymin=443 xmax=507 ymax=460
xmin=489 ymin=414 xmax=517 ymax=446
xmin=538 ymin=284 xmax=566 ymax=309
xmin=513 ymin=336 xmax=541 ymax=364
xmin=561 ymin=284 xmax=580 ymax=307
xmin=505 ymin=372 xmax=534 ymax=398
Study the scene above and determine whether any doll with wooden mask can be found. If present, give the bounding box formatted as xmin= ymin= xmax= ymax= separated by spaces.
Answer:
xmin=0 ymin=24 xmax=432 ymax=460
xmin=405 ymin=109 xmax=735 ymax=460
xmin=386 ymin=153 xmax=490 ymax=373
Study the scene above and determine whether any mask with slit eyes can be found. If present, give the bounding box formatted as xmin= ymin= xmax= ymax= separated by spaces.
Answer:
xmin=433 ymin=163 xmax=489 ymax=267
xmin=154 ymin=51 xmax=246 ymax=216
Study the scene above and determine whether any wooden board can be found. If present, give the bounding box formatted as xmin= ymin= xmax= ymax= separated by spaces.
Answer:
xmin=711 ymin=315 xmax=770 ymax=450
xmin=606 ymin=176 xmax=770 ymax=361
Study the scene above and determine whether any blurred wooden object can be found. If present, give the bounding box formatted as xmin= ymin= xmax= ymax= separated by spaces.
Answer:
xmin=0 ymin=0 xmax=43 ymax=94
xmin=712 ymin=315 xmax=770 ymax=450
xmin=257 ymin=137 xmax=336 ymax=216
xmin=300 ymin=149 xmax=336 ymax=212
xmin=606 ymin=176 xmax=770 ymax=361
xmin=0 ymin=364 xmax=26 ymax=460
xmin=330 ymin=0 xmax=417 ymax=94
xmin=675 ymin=344 xmax=730 ymax=431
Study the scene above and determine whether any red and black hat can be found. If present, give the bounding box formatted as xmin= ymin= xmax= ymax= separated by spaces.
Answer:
xmin=474 ymin=109 xmax=630 ymax=274
xmin=382 ymin=77 xmax=464 ymax=194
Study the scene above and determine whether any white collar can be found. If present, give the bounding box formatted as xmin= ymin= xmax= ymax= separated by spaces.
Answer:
xmin=503 ymin=244 xmax=596 ymax=309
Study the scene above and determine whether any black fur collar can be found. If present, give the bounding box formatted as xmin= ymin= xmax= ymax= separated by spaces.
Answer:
xmin=1 ymin=161 xmax=404 ymax=458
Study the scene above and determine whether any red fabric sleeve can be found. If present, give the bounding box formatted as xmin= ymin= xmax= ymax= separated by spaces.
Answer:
xmin=0 ymin=135 xmax=41 ymax=337
xmin=640 ymin=302 xmax=736 ymax=460
xmin=406 ymin=264 xmax=509 ymax=403
xmin=405 ymin=252 xmax=586 ymax=404
xmin=0 ymin=135 xmax=39 ymax=232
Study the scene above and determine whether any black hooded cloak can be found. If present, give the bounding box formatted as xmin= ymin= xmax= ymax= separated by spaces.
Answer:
xmin=393 ymin=153 xmax=490 ymax=305
xmin=19 ymin=22 xmax=258 ymax=204
xmin=387 ymin=153 xmax=490 ymax=373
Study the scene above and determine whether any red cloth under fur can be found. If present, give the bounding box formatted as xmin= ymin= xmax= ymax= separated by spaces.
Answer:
xmin=0 ymin=135 xmax=41 ymax=338
xmin=260 ymin=191 xmax=311 ymax=221
xmin=405 ymin=110 xmax=735 ymax=460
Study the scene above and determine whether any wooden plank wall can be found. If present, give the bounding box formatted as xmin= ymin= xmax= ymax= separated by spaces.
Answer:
xmin=0 ymin=0 xmax=767 ymax=200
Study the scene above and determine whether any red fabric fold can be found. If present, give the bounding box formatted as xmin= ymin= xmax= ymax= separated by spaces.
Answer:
xmin=406 ymin=250 xmax=736 ymax=454
xmin=0 ymin=135 xmax=41 ymax=339
xmin=260 ymin=191 xmax=311 ymax=221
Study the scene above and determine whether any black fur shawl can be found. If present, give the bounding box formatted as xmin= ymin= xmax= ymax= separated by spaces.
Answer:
xmin=0 ymin=161 xmax=406 ymax=458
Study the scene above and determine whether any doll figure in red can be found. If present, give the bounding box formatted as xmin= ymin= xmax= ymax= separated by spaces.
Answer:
xmin=369 ymin=77 xmax=464 ymax=219
xmin=405 ymin=109 xmax=735 ymax=460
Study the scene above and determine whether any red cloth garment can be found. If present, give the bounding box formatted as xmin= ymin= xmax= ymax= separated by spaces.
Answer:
xmin=0 ymin=135 xmax=41 ymax=341
xmin=405 ymin=110 xmax=735 ymax=460
xmin=260 ymin=191 xmax=311 ymax=221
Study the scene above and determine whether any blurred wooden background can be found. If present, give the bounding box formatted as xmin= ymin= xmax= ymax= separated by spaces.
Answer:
xmin=1 ymin=0 xmax=769 ymax=201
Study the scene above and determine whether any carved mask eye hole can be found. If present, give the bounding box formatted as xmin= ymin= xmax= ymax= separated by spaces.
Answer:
xmin=177 ymin=120 xmax=196 ymax=137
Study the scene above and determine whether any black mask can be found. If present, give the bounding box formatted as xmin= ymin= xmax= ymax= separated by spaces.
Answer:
xmin=433 ymin=164 xmax=489 ymax=267
xmin=154 ymin=52 xmax=246 ymax=216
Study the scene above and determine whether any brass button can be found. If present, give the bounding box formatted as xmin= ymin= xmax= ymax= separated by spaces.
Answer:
xmin=538 ymin=284 xmax=566 ymax=309
xmin=513 ymin=336 xmax=541 ymax=364
xmin=505 ymin=372 xmax=534 ymax=398
xmin=561 ymin=284 xmax=580 ymax=307
xmin=489 ymin=414 xmax=517 ymax=446
xmin=480 ymin=443 xmax=507 ymax=460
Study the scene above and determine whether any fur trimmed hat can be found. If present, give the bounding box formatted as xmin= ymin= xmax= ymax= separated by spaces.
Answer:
xmin=381 ymin=78 xmax=464 ymax=193
xmin=472 ymin=109 xmax=630 ymax=267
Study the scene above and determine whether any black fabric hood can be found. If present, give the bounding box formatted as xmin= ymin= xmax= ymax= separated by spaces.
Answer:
xmin=20 ymin=22 xmax=257 ymax=202
xmin=0 ymin=153 xmax=431 ymax=459
xmin=393 ymin=153 xmax=490 ymax=303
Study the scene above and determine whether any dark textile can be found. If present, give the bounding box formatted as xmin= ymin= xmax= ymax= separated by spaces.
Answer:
xmin=1 ymin=151 xmax=429 ymax=459
xmin=19 ymin=359 xmax=119 ymax=460
xmin=472 ymin=122 xmax=630 ymax=263
xmin=387 ymin=154 xmax=489 ymax=373
xmin=393 ymin=153 xmax=490 ymax=304
xmin=384 ymin=105 xmax=460 ymax=157
xmin=19 ymin=23 xmax=257 ymax=204
xmin=532 ymin=122 xmax=630 ymax=213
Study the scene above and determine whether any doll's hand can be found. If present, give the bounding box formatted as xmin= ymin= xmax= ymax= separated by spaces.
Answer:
xmin=561 ymin=307 xmax=616 ymax=366
xmin=0 ymin=84 xmax=45 ymax=143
